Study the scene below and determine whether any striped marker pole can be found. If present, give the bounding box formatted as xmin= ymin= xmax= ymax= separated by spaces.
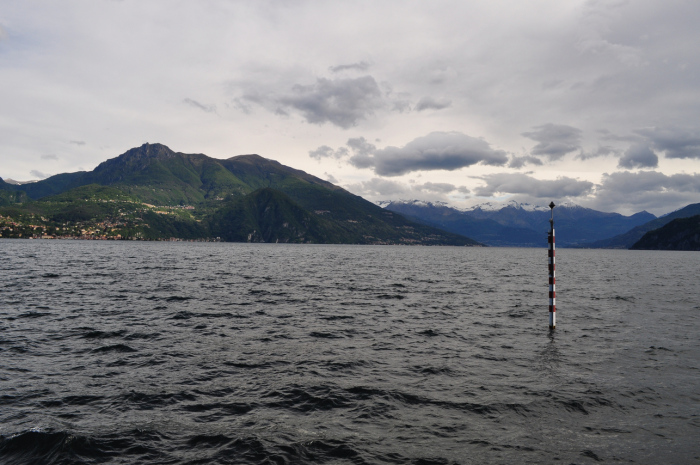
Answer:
xmin=548 ymin=201 xmax=556 ymax=330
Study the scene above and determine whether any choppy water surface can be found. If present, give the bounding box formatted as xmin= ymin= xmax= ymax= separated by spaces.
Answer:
xmin=0 ymin=240 xmax=698 ymax=464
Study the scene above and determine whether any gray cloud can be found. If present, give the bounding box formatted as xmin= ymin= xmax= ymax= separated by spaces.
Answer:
xmin=390 ymin=97 xmax=411 ymax=113
xmin=597 ymin=129 xmax=642 ymax=143
xmin=635 ymin=127 xmax=700 ymax=159
xmin=382 ymin=84 xmax=412 ymax=113
xmin=474 ymin=173 xmax=594 ymax=198
xmin=347 ymin=137 xmax=376 ymax=157
xmin=2 ymin=1 xmax=700 ymax=217
xmin=618 ymin=143 xmax=658 ymax=169
xmin=277 ymin=76 xmax=383 ymax=129
xmin=238 ymin=75 xmax=402 ymax=128
xmin=344 ymin=178 xmax=469 ymax=201
xmin=308 ymin=145 xmax=348 ymax=160
xmin=30 ymin=170 xmax=50 ymax=179
xmin=414 ymin=97 xmax=451 ymax=111
xmin=599 ymin=170 xmax=700 ymax=195
xmin=41 ymin=154 xmax=59 ymax=160
xmin=69 ymin=140 xmax=85 ymax=146
xmin=324 ymin=172 xmax=338 ymax=184
xmin=349 ymin=131 xmax=508 ymax=176
xmin=0 ymin=24 xmax=7 ymax=41
xmin=425 ymin=67 xmax=458 ymax=85
xmin=183 ymin=98 xmax=217 ymax=113
xmin=416 ymin=182 xmax=460 ymax=194
xmin=329 ymin=61 xmax=370 ymax=73
xmin=522 ymin=124 xmax=582 ymax=160
xmin=588 ymin=170 xmax=700 ymax=214
xmin=508 ymin=155 xmax=543 ymax=169
xmin=577 ymin=145 xmax=620 ymax=160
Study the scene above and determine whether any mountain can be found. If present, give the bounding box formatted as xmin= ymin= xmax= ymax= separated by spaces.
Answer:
xmin=0 ymin=178 xmax=29 ymax=206
xmin=630 ymin=215 xmax=700 ymax=250
xmin=587 ymin=203 xmax=700 ymax=249
xmin=209 ymin=187 xmax=352 ymax=243
xmin=381 ymin=200 xmax=655 ymax=247
xmin=0 ymin=144 xmax=481 ymax=246
xmin=381 ymin=200 xmax=542 ymax=247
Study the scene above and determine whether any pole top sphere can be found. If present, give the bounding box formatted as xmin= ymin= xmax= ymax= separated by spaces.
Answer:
xmin=549 ymin=201 xmax=556 ymax=209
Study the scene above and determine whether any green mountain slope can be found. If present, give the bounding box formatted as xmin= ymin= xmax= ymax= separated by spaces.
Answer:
xmin=630 ymin=215 xmax=700 ymax=250
xmin=0 ymin=178 xmax=29 ymax=206
xmin=209 ymin=188 xmax=348 ymax=243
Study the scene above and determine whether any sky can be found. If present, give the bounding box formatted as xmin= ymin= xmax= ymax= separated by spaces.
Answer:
xmin=1 ymin=0 xmax=700 ymax=216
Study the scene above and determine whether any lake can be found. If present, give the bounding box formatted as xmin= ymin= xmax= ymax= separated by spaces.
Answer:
xmin=1 ymin=240 xmax=698 ymax=464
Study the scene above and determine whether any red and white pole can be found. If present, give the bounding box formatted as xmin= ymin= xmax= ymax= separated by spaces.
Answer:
xmin=548 ymin=201 xmax=556 ymax=329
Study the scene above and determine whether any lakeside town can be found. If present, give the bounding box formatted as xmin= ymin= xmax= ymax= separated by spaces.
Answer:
xmin=0 ymin=202 xmax=220 ymax=241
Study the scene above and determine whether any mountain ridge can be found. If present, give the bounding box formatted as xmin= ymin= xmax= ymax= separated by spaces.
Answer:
xmin=586 ymin=203 xmax=700 ymax=249
xmin=380 ymin=199 xmax=657 ymax=247
xmin=0 ymin=143 xmax=481 ymax=246
xmin=630 ymin=215 xmax=700 ymax=250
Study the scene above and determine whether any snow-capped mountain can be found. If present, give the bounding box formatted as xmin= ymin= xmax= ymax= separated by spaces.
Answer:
xmin=379 ymin=199 xmax=656 ymax=247
xmin=464 ymin=199 xmax=551 ymax=212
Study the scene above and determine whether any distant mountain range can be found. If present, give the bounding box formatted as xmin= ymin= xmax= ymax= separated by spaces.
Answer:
xmin=379 ymin=200 xmax=657 ymax=247
xmin=0 ymin=143 xmax=479 ymax=246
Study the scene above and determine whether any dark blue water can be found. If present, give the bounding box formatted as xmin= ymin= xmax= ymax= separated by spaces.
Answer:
xmin=0 ymin=240 xmax=698 ymax=464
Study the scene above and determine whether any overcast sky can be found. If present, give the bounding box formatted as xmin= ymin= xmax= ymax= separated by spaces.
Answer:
xmin=1 ymin=0 xmax=699 ymax=215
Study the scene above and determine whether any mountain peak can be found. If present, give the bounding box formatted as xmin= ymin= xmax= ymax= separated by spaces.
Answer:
xmin=121 ymin=143 xmax=176 ymax=160
xmin=87 ymin=143 xmax=182 ymax=184
xmin=227 ymin=154 xmax=266 ymax=162
xmin=376 ymin=199 xmax=449 ymax=209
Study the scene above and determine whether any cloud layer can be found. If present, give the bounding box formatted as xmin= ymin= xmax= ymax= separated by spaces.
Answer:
xmin=0 ymin=1 xmax=698 ymax=215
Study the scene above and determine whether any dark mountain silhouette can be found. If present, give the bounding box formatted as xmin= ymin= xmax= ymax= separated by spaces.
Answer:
xmin=587 ymin=203 xmax=700 ymax=249
xmin=630 ymin=215 xmax=700 ymax=250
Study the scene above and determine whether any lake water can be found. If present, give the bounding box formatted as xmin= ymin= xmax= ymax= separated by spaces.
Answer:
xmin=0 ymin=240 xmax=698 ymax=464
